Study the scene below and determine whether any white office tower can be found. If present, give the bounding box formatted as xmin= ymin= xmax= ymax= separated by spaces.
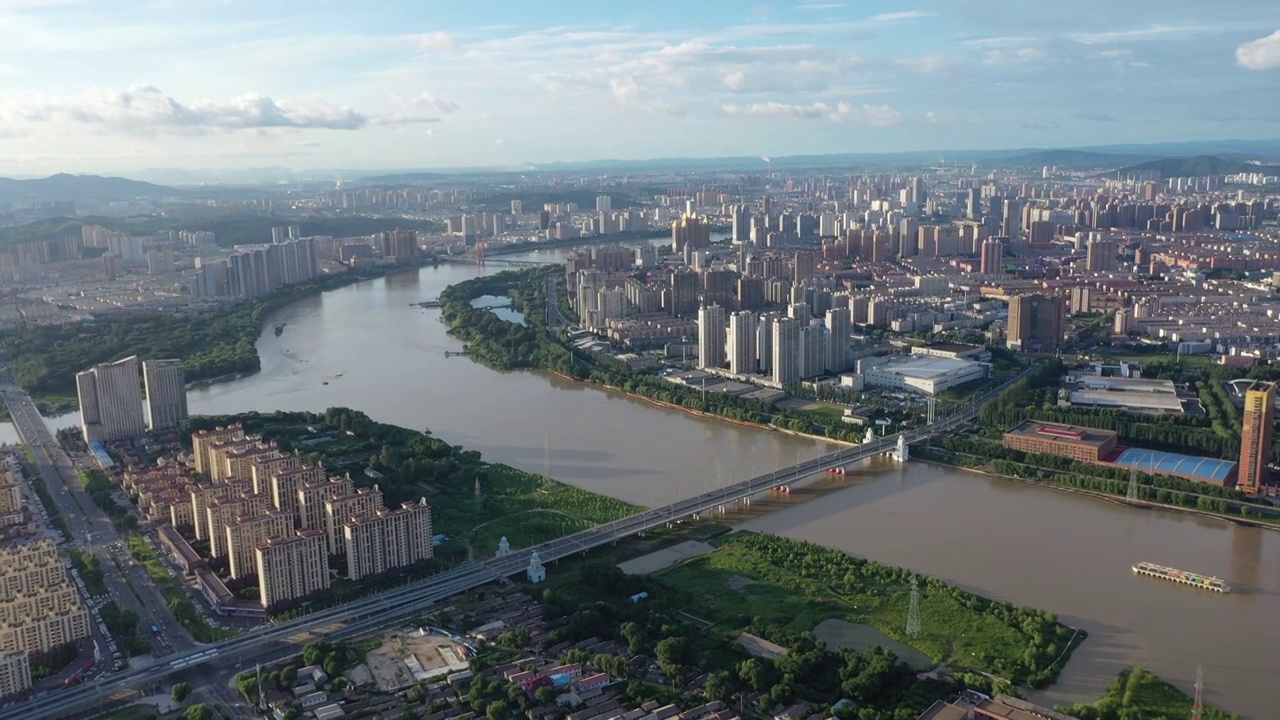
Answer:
xmin=824 ymin=307 xmax=852 ymax=373
xmin=142 ymin=359 xmax=189 ymax=431
xmin=756 ymin=312 xmax=775 ymax=373
xmin=697 ymin=305 xmax=727 ymax=370
xmin=727 ymin=311 xmax=757 ymax=375
xmin=771 ymin=316 xmax=800 ymax=387
xmin=77 ymin=356 xmax=146 ymax=444
xmin=798 ymin=323 xmax=828 ymax=379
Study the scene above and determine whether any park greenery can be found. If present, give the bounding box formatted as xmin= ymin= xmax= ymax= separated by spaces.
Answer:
xmin=1059 ymin=667 xmax=1238 ymax=720
xmin=0 ymin=263 xmax=416 ymax=411
xmin=67 ymin=548 xmax=107 ymax=595
xmin=30 ymin=643 xmax=77 ymax=680
xmin=654 ymin=533 xmax=1080 ymax=689
xmin=440 ymin=268 xmax=923 ymax=443
xmin=100 ymin=601 xmax=151 ymax=657
xmin=23 ymin=458 xmax=71 ymax=538
xmin=190 ymin=408 xmax=636 ymax=565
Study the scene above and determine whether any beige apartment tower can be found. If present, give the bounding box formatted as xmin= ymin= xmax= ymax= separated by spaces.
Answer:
xmin=142 ymin=359 xmax=188 ymax=431
xmin=76 ymin=356 xmax=146 ymax=443
xmin=343 ymin=499 xmax=434 ymax=582
xmin=0 ymin=651 xmax=31 ymax=699
xmin=324 ymin=487 xmax=384 ymax=555
xmin=191 ymin=423 xmax=244 ymax=476
xmin=225 ymin=510 xmax=293 ymax=580
xmin=257 ymin=529 xmax=330 ymax=609
xmin=297 ymin=476 xmax=354 ymax=532
xmin=269 ymin=465 xmax=326 ymax=516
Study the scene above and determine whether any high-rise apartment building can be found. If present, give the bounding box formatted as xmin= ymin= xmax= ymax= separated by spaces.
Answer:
xmin=1007 ymin=294 xmax=1065 ymax=353
xmin=250 ymin=454 xmax=303 ymax=496
xmin=296 ymin=476 xmax=355 ymax=532
xmin=142 ymin=359 xmax=188 ymax=432
xmin=668 ymin=269 xmax=700 ymax=317
xmin=226 ymin=510 xmax=293 ymax=580
xmin=793 ymin=251 xmax=815 ymax=285
xmin=824 ymin=307 xmax=852 ymax=373
xmin=671 ymin=214 xmax=710 ymax=254
xmin=206 ymin=493 xmax=271 ymax=558
xmin=191 ymin=423 xmax=244 ymax=477
xmin=257 ymin=529 xmax=330 ymax=610
xmin=771 ymin=316 xmax=800 ymax=387
xmin=269 ymin=465 xmax=326 ymax=516
xmin=979 ymin=238 xmax=1005 ymax=274
xmin=0 ymin=651 xmax=30 ymax=699
xmin=731 ymin=205 xmax=750 ymax=243
xmin=697 ymin=305 xmax=727 ymax=370
xmin=727 ymin=311 xmax=757 ymax=375
xmin=378 ymin=230 xmax=418 ymax=262
xmin=1085 ymin=237 xmax=1119 ymax=273
xmin=343 ymin=499 xmax=434 ymax=582
xmin=798 ymin=323 xmax=828 ymax=379
xmin=1238 ymin=382 xmax=1275 ymax=495
xmin=76 ymin=356 xmax=146 ymax=444
xmin=325 ymin=487 xmax=385 ymax=555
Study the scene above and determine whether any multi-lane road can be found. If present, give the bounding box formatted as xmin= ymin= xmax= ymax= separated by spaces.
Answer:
xmin=0 ymin=365 xmax=1029 ymax=720
xmin=0 ymin=379 xmax=192 ymax=666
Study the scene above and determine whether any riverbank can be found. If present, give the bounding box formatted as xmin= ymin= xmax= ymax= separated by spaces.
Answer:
xmin=439 ymin=268 xmax=873 ymax=444
xmin=0 ymin=259 xmax=434 ymax=407
xmin=915 ymin=450 xmax=1280 ymax=535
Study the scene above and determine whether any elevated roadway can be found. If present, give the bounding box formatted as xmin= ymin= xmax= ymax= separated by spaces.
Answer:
xmin=2 ymin=368 xmax=1029 ymax=720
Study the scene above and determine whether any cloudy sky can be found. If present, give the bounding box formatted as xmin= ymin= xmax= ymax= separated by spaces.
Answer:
xmin=1 ymin=0 xmax=1278 ymax=174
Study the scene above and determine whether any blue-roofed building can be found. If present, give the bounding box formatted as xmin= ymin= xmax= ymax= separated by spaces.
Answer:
xmin=88 ymin=441 xmax=114 ymax=469
xmin=1111 ymin=447 xmax=1238 ymax=487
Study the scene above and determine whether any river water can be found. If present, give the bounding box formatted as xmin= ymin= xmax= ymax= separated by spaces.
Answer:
xmin=7 ymin=242 xmax=1275 ymax=716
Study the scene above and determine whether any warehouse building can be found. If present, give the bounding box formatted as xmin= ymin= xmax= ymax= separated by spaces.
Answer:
xmin=852 ymin=355 xmax=989 ymax=396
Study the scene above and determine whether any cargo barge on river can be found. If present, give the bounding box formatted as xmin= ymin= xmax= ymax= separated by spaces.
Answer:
xmin=1132 ymin=561 xmax=1230 ymax=593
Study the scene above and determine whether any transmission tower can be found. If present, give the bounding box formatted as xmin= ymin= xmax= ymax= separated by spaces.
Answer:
xmin=906 ymin=579 xmax=922 ymax=638
xmin=926 ymin=397 xmax=936 ymax=426
xmin=1192 ymin=665 xmax=1203 ymax=720
xmin=544 ymin=433 xmax=552 ymax=482
xmin=1127 ymin=466 xmax=1139 ymax=503
xmin=474 ymin=474 xmax=483 ymax=512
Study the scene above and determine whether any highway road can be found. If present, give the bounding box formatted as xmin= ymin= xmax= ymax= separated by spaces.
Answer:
xmin=0 ymin=380 xmax=193 ymax=667
xmin=0 ymin=367 xmax=1030 ymax=720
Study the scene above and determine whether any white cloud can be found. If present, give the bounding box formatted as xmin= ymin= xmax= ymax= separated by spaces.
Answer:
xmin=0 ymin=85 xmax=443 ymax=134
xmin=722 ymin=70 xmax=747 ymax=90
xmin=720 ymin=100 xmax=901 ymax=125
xmin=609 ymin=77 xmax=682 ymax=115
xmin=866 ymin=11 xmax=930 ymax=24
xmin=897 ymin=54 xmax=954 ymax=74
xmin=795 ymin=2 xmax=844 ymax=9
xmin=419 ymin=31 xmax=458 ymax=53
xmin=982 ymin=47 xmax=1045 ymax=65
xmin=391 ymin=92 xmax=460 ymax=116
xmin=1071 ymin=24 xmax=1209 ymax=45
xmin=1236 ymin=30 xmax=1280 ymax=70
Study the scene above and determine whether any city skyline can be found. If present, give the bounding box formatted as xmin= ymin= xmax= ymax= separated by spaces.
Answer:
xmin=0 ymin=0 xmax=1278 ymax=175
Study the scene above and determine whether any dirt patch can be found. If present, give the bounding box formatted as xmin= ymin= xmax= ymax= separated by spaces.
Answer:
xmin=734 ymin=632 xmax=788 ymax=660
xmin=813 ymin=618 xmax=932 ymax=669
xmin=343 ymin=663 xmax=375 ymax=687
xmin=363 ymin=630 xmax=468 ymax=691
xmin=366 ymin=646 xmax=413 ymax=692
xmin=727 ymin=575 xmax=754 ymax=591
xmin=618 ymin=540 xmax=714 ymax=575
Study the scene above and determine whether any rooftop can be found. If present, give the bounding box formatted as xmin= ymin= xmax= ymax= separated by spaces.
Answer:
xmin=1111 ymin=447 xmax=1238 ymax=483
xmin=863 ymin=355 xmax=981 ymax=379
xmin=1007 ymin=420 xmax=1118 ymax=447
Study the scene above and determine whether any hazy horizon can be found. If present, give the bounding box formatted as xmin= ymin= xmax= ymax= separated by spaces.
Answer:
xmin=1 ymin=0 xmax=1278 ymax=176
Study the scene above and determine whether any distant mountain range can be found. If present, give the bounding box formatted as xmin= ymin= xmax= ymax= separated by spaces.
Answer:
xmin=0 ymin=173 xmax=183 ymax=204
xmin=1117 ymin=155 xmax=1280 ymax=177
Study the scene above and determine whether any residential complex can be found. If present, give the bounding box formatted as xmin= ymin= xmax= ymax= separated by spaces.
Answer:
xmin=77 ymin=355 xmax=186 ymax=443
xmin=0 ymin=539 xmax=91 ymax=697
xmin=142 ymin=429 xmax=433 ymax=613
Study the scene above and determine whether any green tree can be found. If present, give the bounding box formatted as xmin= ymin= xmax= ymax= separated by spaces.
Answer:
xmin=183 ymin=704 xmax=213 ymax=720
xmin=171 ymin=682 xmax=192 ymax=704
xmin=705 ymin=672 xmax=733 ymax=703
xmin=739 ymin=659 xmax=770 ymax=692
xmin=534 ymin=687 xmax=555 ymax=706
xmin=486 ymin=699 xmax=509 ymax=720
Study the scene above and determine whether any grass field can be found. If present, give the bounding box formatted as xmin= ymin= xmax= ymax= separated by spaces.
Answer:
xmin=659 ymin=534 xmax=1061 ymax=678
xmin=801 ymin=402 xmax=848 ymax=420
xmin=1058 ymin=667 xmax=1237 ymax=720
xmin=127 ymin=536 xmax=171 ymax=584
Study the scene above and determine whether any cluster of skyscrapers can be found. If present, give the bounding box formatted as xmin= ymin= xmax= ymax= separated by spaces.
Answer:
xmin=698 ymin=303 xmax=853 ymax=386
xmin=76 ymin=356 xmax=188 ymax=443
xmin=188 ymin=228 xmax=319 ymax=300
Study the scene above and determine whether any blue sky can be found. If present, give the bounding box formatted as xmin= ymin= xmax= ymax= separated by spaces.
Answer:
xmin=1 ymin=0 xmax=1278 ymax=174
